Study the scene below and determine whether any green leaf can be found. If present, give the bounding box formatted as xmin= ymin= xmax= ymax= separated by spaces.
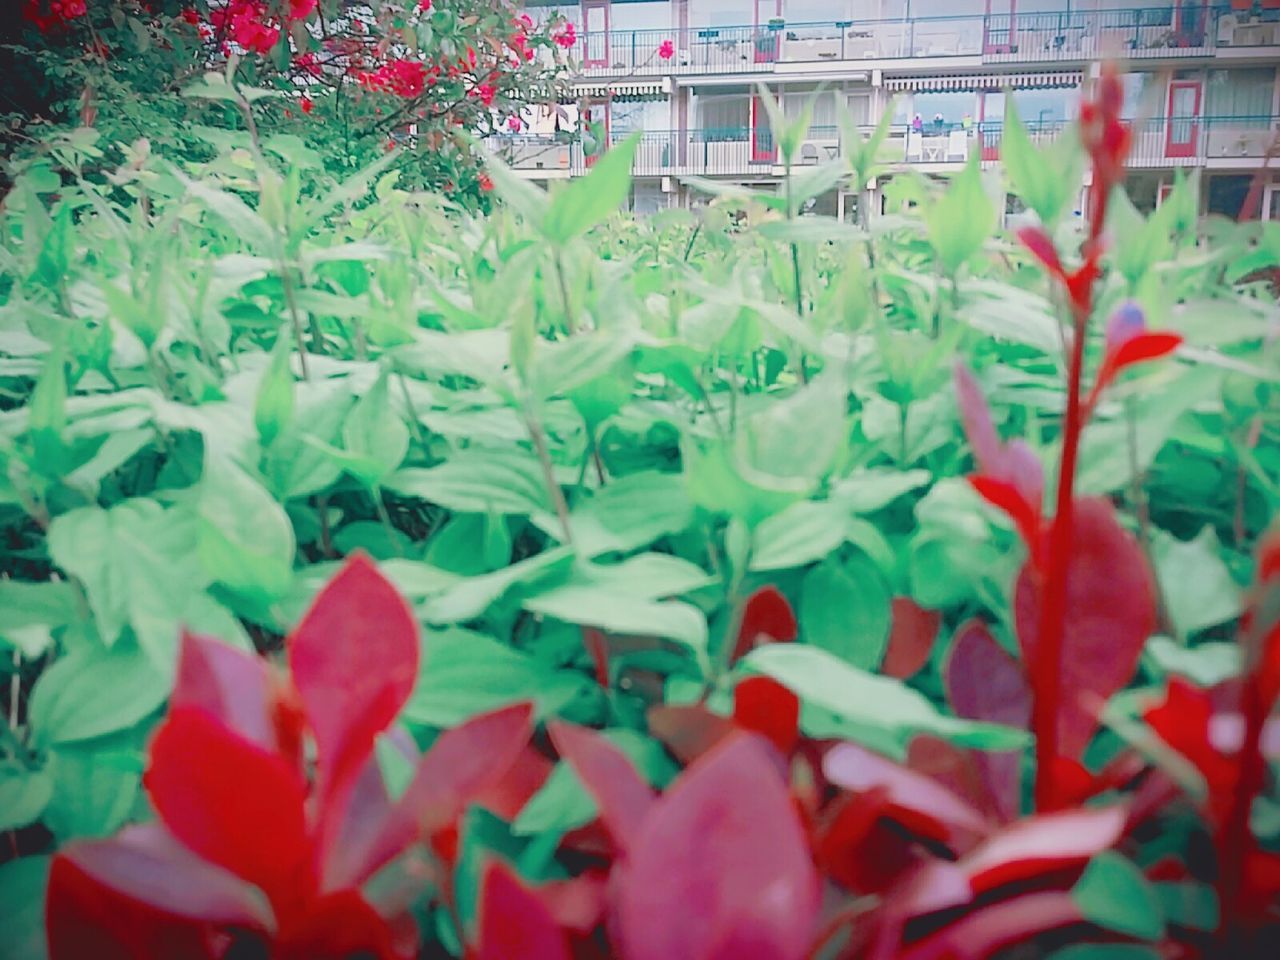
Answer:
xmin=422 ymin=547 xmax=574 ymax=624
xmin=340 ymin=372 xmax=410 ymax=486
xmin=831 ymin=468 xmax=932 ymax=514
xmin=196 ymin=454 xmax=296 ymax=607
xmin=1144 ymin=636 xmax=1240 ymax=687
xmin=254 ymin=334 xmax=296 ymax=447
xmin=741 ymin=644 xmax=1028 ymax=757
xmin=0 ymin=856 xmax=50 ymax=960
xmin=0 ymin=764 xmax=53 ymax=832
xmin=0 ymin=580 xmax=80 ymax=658
xmin=1000 ymin=99 xmax=1082 ymax=226
xmin=404 ymin=627 xmax=592 ymax=728
xmin=1072 ymin=851 xmax=1165 ymax=941
xmin=924 ymin=158 xmax=996 ymax=274
xmin=386 ymin=448 xmax=551 ymax=516
xmin=750 ymin=500 xmax=848 ymax=572
xmin=1153 ymin=881 xmax=1218 ymax=933
xmin=1152 ymin=527 xmax=1242 ymax=638
xmin=757 ymin=217 xmax=865 ymax=245
xmin=543 ymin=133 xmax=641 ymax=243
xmin=42 ymin=741 xmax=142 ymax=841
xmin=1048 ymin=948 xmax=1161 ymax=960
xmin=800 ymin=555 xmax=892 ymax=671
xmin=561 ymin=470 xmax=694 ymax=558
xmin=28 ymin=641 xmax=167 ymax=746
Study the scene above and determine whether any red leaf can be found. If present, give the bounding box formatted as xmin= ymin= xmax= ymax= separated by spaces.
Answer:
xmin=324 ymin=703 xmax=533 ymax=890
xmin=172 ymin=632 xmax=273 ymax=750
xmin=471 ymin=742 xmax=555 ymax=823
xmin=647 ymin=703 xmax=736 ymax=767
xmin=1014 ymin=498 xmax=1156 ymax=761
xmin=275 ymin=890 xmax=401 ymax=960
xmin=549 ymin=721 xmax=656 ymax=853
xmin=1093 ymin=332 xmax=1183 ymax=402
xmin=732 ymin=676 xmax=800 ymax=755
xmin=1016 ymin=225 xmax=1066 ymax=280
xmin=815 ymin=790 xmax=929 ymax=895
xmin=944 ymin=620 xmax=1031 ymax=823
xmin=582 ymin=627 xmax=609 ymax=688
xmin=953 ymin=362 xmax=1003 ymax=477
xmin=289 ymin=552 xmax=419 ymax=818
xmin=881 ymin=598 xmax=941 ymax=680
xmin=730 ymin=586 xmax=798 ymax=665
xmin=477 ymin=861 xmax=570 ymax=960
xmin=960 ymin=805 xmax=1126 ymax=894
xmin=144 ymin=708 xmax=311 ymax=912
xmin=967 ymin=476 xmax=1043 ymax=563
xmin=615 ymin=734 xmax=820 ymax=960
xmin=47 ymin=824 xmax=272 ymax=960
xmin=823 ymin=742 xmax=990 ymax=846
xmin=895 ymin=891 xmax=1082 ymax=960
xmin=906 ymin=736 xmax=1006 ymax=826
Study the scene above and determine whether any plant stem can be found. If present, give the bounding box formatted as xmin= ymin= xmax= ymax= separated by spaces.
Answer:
xmin=554 ymin=252 xmax=576 ymax=334
xmin=1032 ymin=306 xmax=1088 ymax=813
xmin=524 ymin=398 xmax=574 ymax=547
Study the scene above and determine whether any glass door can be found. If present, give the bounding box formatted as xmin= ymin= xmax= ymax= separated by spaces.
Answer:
xmin=583 ymin=1 xmax=609 ymax=69
xmin=1174 ymin=0 xmax=1208 ymax=48
xmin=1165 ymin=80 xmax=1202 ymax=159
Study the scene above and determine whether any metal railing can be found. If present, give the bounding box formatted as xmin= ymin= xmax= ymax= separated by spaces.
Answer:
xmin=487 ymin=114 xmax=1280 ymax=178
xmin=570 ymin=6 xmax=1280 ymax=76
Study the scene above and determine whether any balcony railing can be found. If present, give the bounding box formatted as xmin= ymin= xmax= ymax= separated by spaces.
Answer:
xmin=571 ymin=6 xmax=1280 ymax=76
xmin=487 ymin=115 xmax=1280 ymax=179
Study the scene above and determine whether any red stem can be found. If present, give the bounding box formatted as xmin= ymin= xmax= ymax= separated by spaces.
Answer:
xmin=1032 ymin=303 xmax=1089 ymax=813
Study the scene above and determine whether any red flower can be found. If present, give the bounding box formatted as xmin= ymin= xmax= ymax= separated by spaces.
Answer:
xmin=300 ymin=96 xmax=314 ymax=115
xmin=46 ymin=555 xmax=535 ymax=960
xmin=553 ymin=21 xmax=577 ymax=49
xmin=473 ymin=82 xmax=497 ymax=107
xmin=359 ymin=59 xmax=427 ymax=98
xmin=418 ymin=0 xmax=432 ymax=11
xmin=180 ymin=8 xmax=200 ymax=25
xmin=289 ymin=0 xmax=316 ymax=19
xmin=658 ymin=39 xmax=675 ymax=60
xmin=478 ymin=172 xmax=494 ymax=192
xmin=507 ymin=115 xmax=523 ymax=133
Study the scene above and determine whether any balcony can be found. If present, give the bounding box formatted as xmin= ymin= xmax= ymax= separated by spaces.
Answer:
xmin=487 ymin=115 xmax=1280 ymax=181
xmin=570 ymin=6 xmax=1280 ymax=77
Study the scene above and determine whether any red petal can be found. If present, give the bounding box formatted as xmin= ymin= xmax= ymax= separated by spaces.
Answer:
xmin=1094 ymin=332 xmax=1183 ymax=399
xmin=324 ymin=703 xmax=533 ymax=890
xmin=944 ymin=620 xmax=1031 ymax=823
xmin=823 ymin=742 xmax=990 ymax=846
xmin=1014 ymin=498 xmax=1157 ymax=761
xmin=288 ymin=553 xmax=419 ymax=841
xmin=881 ymin=598 xmax=941 ymax=679
xmin=732 ymin=676 xmax=800 ymax=755
xmin=1016 ymin=225 xmax=1066 ymax=280
xmin=172 ymin=632 xmax=273 ymax=750
xmin=615 ymin=735 xmax=820 ymax=960
xmin=961 ymin=805 xmax=1126 ymax=894
xmin=47 ymin=825 xmax=271 ymax=960
xmin=275 ymin=890 xmax=402 ymax=960
xmin=730 ymin=586 xmax=798 ymax=665
xmin=145 ymin=708 xmax=311 ymax=912
xmin=477 ymin=861 xmax=570 ymax=960
xmin=549 ymin=721 xmax=656 ymax=853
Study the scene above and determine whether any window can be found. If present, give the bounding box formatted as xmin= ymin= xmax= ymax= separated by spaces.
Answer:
xmin=1207 ymin=174 xmax=1253 ymax=218
xmin=630 ymin=181 xmax=665 ymax=215
xmin=1120 ymin=71 xmax=1159 ymax=119
xmin=611 ymin=1 xmax=671 ymax=31
xmin=1207 ymin=68 xmax=1276 ymax=125
xmin=784 ymin=0 xmax=841 ymax=24
xmin=913 ymin=91 xmax=978 ymax=129
xmin=697 ymin=94 xmax=750 ymax=140
xmin=785 ymin=91 xmax=836 ymax=138
xmin=690 ymin=0 xmax=751 ymax=28
xmin=612 ymin=100 xmax=668 ymax=136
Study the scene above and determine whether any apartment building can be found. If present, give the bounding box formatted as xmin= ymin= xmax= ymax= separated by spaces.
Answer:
xmin=497 ymin=1 xmax=1280 ymax=222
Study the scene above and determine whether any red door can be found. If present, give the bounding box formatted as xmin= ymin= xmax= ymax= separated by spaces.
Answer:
xmin=583 ymin=0 xmax=609 ymax=68
xmin=751 ymin=94 xmax=776 ymax=163
xmin=1165 ymin=80 xmax=1201 ymax=159
xmin=984 ymin=0 xmax=1016 ymax=54
xmin=753 ymin=0 xmax=780 ymax=64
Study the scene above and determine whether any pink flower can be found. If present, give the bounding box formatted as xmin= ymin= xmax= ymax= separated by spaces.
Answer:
xmin=300 ymin=96 xmax=314 ymax=115
xmin=553 ymin=21 xmax=577 ymax=48
xmin=473 ymin=83 xmax=497 ymax=107
xmin=359 ymin=58 xmax=428 ymax=98
xmin=419 ymin=0 xmax=432 ymax=11
xmin=289 ymin=0 xmax=316 ymax=20
xmin=507 ymin=115 xmax=523 ymax=132
xmin=658 ymin=39 xmax=674 ymax=60
xmin=478 ymin=172 xmax=494 ymax=192
xmin=294 ymin=51 xmax=322 ymax=77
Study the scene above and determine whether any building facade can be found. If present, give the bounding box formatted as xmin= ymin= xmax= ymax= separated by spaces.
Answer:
xmin=498 ymin=1 xmax=1280 ymax=221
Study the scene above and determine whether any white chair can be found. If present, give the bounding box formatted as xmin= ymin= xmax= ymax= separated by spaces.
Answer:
xmin=906 ymin=131 xmax=923 ymax=161
xmin=947 ymin=129 xmax=969 ymax=162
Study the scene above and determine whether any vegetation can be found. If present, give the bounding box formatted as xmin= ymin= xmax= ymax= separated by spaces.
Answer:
xmin=2 ymin=55 xmax=1280 ymax=960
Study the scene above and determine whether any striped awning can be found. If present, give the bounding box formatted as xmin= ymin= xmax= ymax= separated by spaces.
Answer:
xmin=885 ymin=71 xmax=1082 ymax=93
xmin=571 ymin=80 xmax=670 ymax=101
